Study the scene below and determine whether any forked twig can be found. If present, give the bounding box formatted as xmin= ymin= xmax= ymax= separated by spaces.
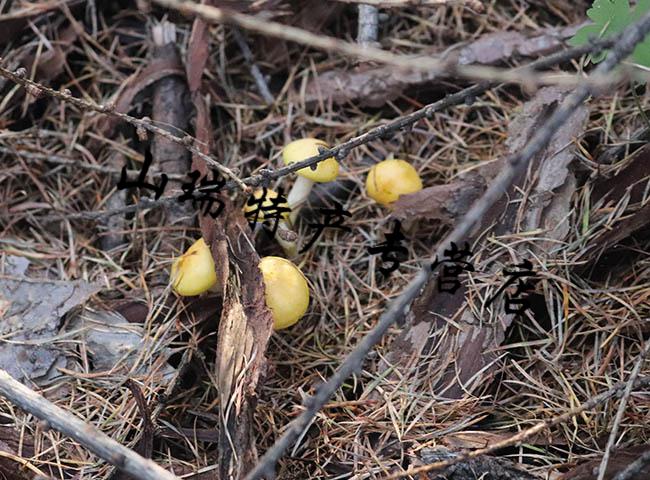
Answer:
xmin=3 ymin=24 xmax=622 ymax=227
xmin=1 ymin=32 xmax=618 ymax=216
xmin=0 ymin=370 xmax=180 ymax=480
xmin=244 ymin=11 xmax=650 ymax=480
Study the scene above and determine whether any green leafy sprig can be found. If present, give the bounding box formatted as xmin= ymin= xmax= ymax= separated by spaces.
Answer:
xmin=569 ymin=0 xmax=650 ymax=66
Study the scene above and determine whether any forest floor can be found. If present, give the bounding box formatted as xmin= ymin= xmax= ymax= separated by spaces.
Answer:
xmin=1 ymin=1 xmax=649 ymax=479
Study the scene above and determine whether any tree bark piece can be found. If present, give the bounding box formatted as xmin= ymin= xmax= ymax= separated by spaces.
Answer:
xmin=152 ymin=21 xmax=193 ymax=225
xmin=186 ymin=15 xmax=275 ymax=477
xmin=302 ymin=24 xmax=581 ymax=107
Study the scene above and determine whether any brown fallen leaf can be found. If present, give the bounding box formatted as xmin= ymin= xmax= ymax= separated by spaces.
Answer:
xmin=391 ymin=176 xmax=485 ymax=223
xmin=93 ymin=57 xmax=185 ymax=140
xmin=559 ymin=445 xmax=650 ymax=480
xmin=302 ymin=24 xmax=580 ymax=107
xmin=381 ymin=86 xmax=588 ymax=399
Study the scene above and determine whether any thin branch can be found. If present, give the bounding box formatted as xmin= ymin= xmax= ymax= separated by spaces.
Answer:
xmin=597 ymin=339 xmax=650 ymax=480
xmin=234 ymin=32 xmax=619 ymax=190
xmin=244 ymin=11 xmax=650 ymax=480
xmin=0 ymin=29 xmax=619 ymax=202
xmin=0 ymin=370 xmax=180 ymax=480
xmin=151 ymin=0 xmax=630 ymax=88
xmin=613 ymin=450 xmax=650 ymax=480
xmin=0 ymin=63 xmax=248 ymax=191
xmin=26 ymin=33 xmax=619 ymax=223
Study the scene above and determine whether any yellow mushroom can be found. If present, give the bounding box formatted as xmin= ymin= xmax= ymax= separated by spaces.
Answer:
xmin=170 ymin=238 xmax=217 ymax=296
xmin=259 ymin=256 xmax=310 ymax=330
xmin=283 ymin=138 xmax=339 ymax=223
xmin=365 ymin=159 xmax=423 ymax=206
xmin=243 ymin=188 xmax=298 ymax=257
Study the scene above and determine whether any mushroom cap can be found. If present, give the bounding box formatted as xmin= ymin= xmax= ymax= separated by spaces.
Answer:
xmin=282 ymin=138 xmax=339 ymax=183
xmin=243 ymin=188 xmax=291 ymax=221
xmin=171 ymin=238 xmax=217 ymax=296
xmin=365 ymin=159 xmax=423 ymax=206
xmin=259 ymin=256 xmax=310 ymax=330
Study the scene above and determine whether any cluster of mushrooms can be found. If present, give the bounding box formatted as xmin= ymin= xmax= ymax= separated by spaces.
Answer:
xmin=170 ymin=138 xmax=423 ymax=330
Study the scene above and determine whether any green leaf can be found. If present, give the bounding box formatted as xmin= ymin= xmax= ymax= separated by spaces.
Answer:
xmin=586 ymin=0 xmax=630 ymax=26
xmin=632 ymin=38 xmax=650 ymax=67
xmin=631 ymin=0 xmax=650 ymax=20
xmin=569 ymin=0 xmax=650 ymax=65
xmin=568 ymin=24 xmax=603 ymax=47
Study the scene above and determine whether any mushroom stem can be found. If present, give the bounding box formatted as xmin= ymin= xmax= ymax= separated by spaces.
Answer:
xmin=287 ymin=175 xmax=315 ymax=223
xmin=276 ymin=220 xmax=298 ymax=258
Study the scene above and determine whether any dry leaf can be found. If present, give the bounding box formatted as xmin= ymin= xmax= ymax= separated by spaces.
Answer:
xmin=0 ymin=275 xmax=100 ymax=383
xmin=391 ymin=177 xmax=485 ymax=223
xmin=560 ymin=445 xmax=650 ymax=480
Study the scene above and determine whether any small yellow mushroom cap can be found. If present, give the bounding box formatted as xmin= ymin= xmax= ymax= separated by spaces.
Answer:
xmin=282 ymin=138 xmax=339 ymax=182
xmin=171 ymin=238 xmax=217 ymax=296
xmin=242 ymin=188 xmax=290 ymax=221
xmin=365 ymin=159 xmax=423 ymax=206
xmin=259 ymin=256 xmax=310 ymax=330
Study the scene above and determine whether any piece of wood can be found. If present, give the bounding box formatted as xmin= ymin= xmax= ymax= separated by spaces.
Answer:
xmin=0 ymin=369 xmax=180 ymax=480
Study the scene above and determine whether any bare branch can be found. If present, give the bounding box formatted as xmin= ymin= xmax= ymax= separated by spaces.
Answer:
xmin=0 ymin=370 xmax=180 ymax=480
xmin=14 ymin=31 xmax=620 ymax=224
xmin=232 ymin=27 xmax=275 ymax=104
xmin=151 ymin=0 xmax=632 ymax=87
xmin=597 ymin=340 xmax=650 ymax=480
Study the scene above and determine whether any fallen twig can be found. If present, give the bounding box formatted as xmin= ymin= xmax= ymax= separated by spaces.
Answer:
xmin=597 ymin=340 xmax=650 ymax=480
xmin=243 ymin=11 xmax=650 ymax=480
xmin=0 ymin=370 xmax=180 ymax=480
xmin=17 ymin=32 xmax=621 ymax=224
xmin=232 ymin=26 xmax=274 ymax=104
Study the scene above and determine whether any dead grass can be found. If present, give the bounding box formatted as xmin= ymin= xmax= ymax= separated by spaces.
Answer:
xmin=1 ymin=0 xmax=649 ymax=479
